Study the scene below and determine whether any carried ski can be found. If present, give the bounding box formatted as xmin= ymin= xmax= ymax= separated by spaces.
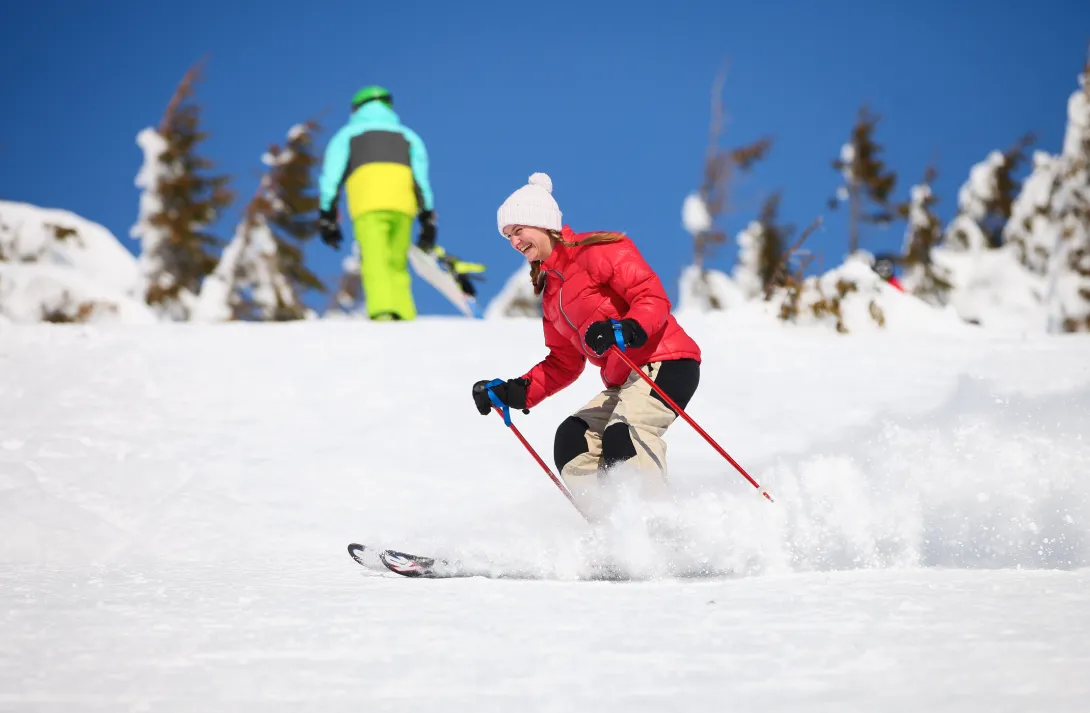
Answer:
xmin=407 ymin=245 xmax=485 ymax=319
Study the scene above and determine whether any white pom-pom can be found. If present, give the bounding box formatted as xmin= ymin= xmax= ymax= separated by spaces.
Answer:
xmin=528 ymin=172 xmax=553 ymax=193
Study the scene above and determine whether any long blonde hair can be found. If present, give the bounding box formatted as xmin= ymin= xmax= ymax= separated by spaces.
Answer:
xmin=529 ymin=229 xmax=626 ymax=295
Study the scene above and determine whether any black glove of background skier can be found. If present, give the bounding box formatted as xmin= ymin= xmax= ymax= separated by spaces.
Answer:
xmin=318 ymin=208 xmax=342 ymax=249
xmin=417 ymin=210 xmax=437 ymax=252
xmin=584 ymin=319 xmax=647 ymax=356
xmin=472 ymin=378 xmax=530 ymax=415
xmin=455 ymin=273 xmax=477 ymax=298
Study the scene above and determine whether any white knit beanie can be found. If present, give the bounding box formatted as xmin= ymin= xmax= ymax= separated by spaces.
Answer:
xmin=497 ymin=173 xmax=563 ymax=237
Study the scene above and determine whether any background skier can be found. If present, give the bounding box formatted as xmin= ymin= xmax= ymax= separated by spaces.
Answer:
xmin=873 ymin=253 xmax=905 ymax=292
xmin=472 ymin=173 xmax=702 ymax=520
xmin=317 ymin=85 xmax=438 ymax=321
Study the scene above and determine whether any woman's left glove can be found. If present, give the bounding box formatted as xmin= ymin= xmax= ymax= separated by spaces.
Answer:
xmin=584 ymin=319 xmax=647 ymax=356
xmin=472 ymin=377 xmax=530 ymax=415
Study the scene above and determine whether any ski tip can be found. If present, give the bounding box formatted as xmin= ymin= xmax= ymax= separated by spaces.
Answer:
xmin=347 ymin=543 xmax=368 ymax=565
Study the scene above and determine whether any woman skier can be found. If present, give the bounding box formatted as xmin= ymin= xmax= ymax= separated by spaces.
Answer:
xmin=472 ymin=173 xmax=702 ymax=521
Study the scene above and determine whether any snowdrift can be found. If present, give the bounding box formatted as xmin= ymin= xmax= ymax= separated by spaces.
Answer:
xmin=0 ymin=200 xmax=154 ymax=324
xmin=675 ymin=254 xmax=974 ymax=336
xmin=2 ymin=316 xmax=1087 ymax=575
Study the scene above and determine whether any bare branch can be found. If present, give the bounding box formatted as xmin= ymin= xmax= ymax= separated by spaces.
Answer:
xmin=699 ymin=58 xmax=731 ymax=220
xmin=705 ymin=58 xmax=730 ymax=169
xmin=765 ymin=215 xmax=824 ymax=299
xmin=692 ymin=58 xmax=773 ymax=269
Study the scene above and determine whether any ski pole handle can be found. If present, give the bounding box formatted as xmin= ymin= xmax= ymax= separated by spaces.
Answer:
xmin=482 ymin=379 xmax=512 ymax=426
xmin=610 ymin=319 xmax=627 ymax=352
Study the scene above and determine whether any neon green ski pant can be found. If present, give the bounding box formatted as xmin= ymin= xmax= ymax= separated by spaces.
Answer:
xmin=354 ymin=210 xmax=415 ymax=321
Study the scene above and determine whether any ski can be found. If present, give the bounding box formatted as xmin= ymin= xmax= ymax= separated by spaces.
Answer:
xmin=347 ymin=542 xmax=466 ymax=579
xmin=346 ymin=542 xmax=734 ymax=581
xmin=407 ymin=245 xmax=483 ymax=319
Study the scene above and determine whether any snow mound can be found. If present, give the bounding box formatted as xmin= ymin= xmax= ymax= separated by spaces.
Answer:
xmin=676 ymin=254 xmax=973 ymax=335
xmin=0 ymin=263 xmax=156 ymax=324
xmin=772 ymin=254 xmax=968 ymax=334
xmin=0 ymin=200 xmax=153 ymax=323
xmin=930 ymin=244 xmax=1047 ymax=332
xmin=676 ymin=264 xmax=746 ymax=312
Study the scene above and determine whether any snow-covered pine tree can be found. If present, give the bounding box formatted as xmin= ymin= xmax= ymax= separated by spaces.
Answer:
xmin=730 ymin=217 xmax=764 ymax=300
xmin=195 ymin=121 xmax=325 ymax=321
xmin=483 ymin=262 xmax=544 ymax=318
xmin=944 ymin=134 xmax=1034 ymax=251
xmin=899 ymin=164 xmax=952 ymax=304
xmin=328 ymin=241 xmax=365 ymax=316
xmin=258 ymin=122 xmax=325 ymax=318
xmin=1004 ymin=47 xmax=1090 ymax=332
xmin=131 ymin=59 xmax=233 ymax=320
xmin=829 ymin=105 xmax=899 ymax=255
xmin=732 ymin=192 xmax=795 ymax=300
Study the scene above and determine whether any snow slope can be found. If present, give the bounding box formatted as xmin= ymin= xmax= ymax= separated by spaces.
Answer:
xmin=2 ymin=317 xmax=1089 ymax=710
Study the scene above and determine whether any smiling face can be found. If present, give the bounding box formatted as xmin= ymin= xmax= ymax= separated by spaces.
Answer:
xmin=502 ymin=224 xmax=554 ymax=262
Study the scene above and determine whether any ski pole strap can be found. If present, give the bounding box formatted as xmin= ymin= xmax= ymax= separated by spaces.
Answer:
xmin=610 ymin=319 xmax=626 ymax=352
xmin=485 ymin=378 xmax=512 ymax=427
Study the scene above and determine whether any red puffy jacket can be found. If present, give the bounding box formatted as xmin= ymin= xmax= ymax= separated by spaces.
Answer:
xmin=520 ymin=226 xmax=701 ymax=409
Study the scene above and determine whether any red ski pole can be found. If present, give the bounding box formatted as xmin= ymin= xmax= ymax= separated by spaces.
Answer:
xmin=610 ymin=344 xmax=775 ymax=503
xmin=478 ymin=381 xmax=594 ymax=523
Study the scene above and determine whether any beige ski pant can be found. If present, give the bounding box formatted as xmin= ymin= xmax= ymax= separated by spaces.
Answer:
xmin=560 ymin=362 xmax=681 ymax=518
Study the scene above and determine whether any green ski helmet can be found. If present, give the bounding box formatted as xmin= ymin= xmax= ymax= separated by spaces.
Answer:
xmin=351 ymin=85 xmax=393 ymax=111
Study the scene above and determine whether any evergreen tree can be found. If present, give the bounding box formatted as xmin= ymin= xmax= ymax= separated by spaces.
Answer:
xmin=730 ymin=218 xmax=765 ymax=300
xmin=131 ymin=58 xmax=234 ymax=320
xmin=732 ymin=192 xmax=796 ymax=299
xmin=253 ymin=121 xmax=325 ymax=319
xmin=754 ymin=192 xmax=795 ymax=297
xmin=195 ymin=121 xmax=325 ymax=321
xmin=1004 ymin=47 xmax=1090 ymax=332
xmin=985 ymin=134 xmax=1036 ymax=248
xmin=829 ymin=105 xmax=899 ymax=254
xmin=945 ymin=134 xmax=1034 ymax=250
xmin=899 ymin=164 xmax=953 ymax=304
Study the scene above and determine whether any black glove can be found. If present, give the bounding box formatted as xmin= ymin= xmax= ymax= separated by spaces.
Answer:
xmin=417 ymin=210 xmax=437 ymax=252
xmin=584 ymin=318 xmax=648 ymax=356
xmin=472 ymin=377 xmax=530 ymax=415
xmin=318 ymin=208 xmax=342 ymax=249
xmin=454 ymin=273 xmax=477 ymax=298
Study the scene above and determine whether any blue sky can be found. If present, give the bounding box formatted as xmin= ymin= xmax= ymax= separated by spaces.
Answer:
xmin=2 ymin=0 xmax=1088 ymax=316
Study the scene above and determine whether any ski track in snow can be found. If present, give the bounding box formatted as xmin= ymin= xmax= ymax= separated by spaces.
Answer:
xmin=2 ymin=318 xmax=1090 ymax=710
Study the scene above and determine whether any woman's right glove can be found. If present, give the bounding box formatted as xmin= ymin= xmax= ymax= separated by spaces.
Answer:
xmin=472 ymin=377 xmax=530 ymax=415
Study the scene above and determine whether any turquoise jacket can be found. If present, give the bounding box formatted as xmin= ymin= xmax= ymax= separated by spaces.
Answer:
xmin=318 ymin=102 xmax=434 ymax=215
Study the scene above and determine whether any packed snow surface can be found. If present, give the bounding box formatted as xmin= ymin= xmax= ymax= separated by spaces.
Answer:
xmin=2 ymin=316 xmax=1089 ymax=710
